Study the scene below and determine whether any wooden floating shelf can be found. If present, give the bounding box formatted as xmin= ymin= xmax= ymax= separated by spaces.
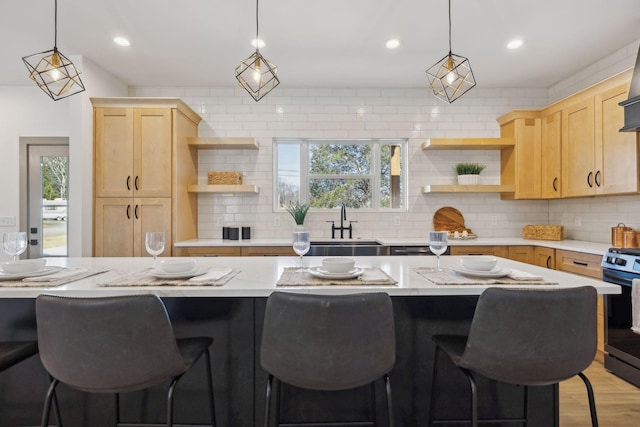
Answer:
xmin=421 ymin=138 xmax=514 ymax=150
xmin=421 ymin=184 xmax=516 ymax=194
xmin=187 ymin=184 xmax=259 ymax=194
xmin=188 ymin=137 xmax=258 ymax=150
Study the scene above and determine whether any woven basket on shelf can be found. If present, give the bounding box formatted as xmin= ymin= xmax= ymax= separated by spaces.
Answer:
xmin=207 ymin=171 xmax=243 ymax=185
xmin=522 ymin=225 xmax=564 ymax=241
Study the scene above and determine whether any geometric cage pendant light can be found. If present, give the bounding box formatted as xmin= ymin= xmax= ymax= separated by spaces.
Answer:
xmin=426 ymin=0 xmax=476 ymax=103
xmin=235 ymin=0 xmax=280 ymax=102
xmin=22 ymin=0 xmax=86 ymax=101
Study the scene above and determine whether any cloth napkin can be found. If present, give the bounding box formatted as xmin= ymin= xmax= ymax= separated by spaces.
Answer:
xmin=188 ymin=268 xmax=233 ymax=283
xmin=507 ymin=269 xmax=543 ymax=281
xmin=632 ymin=279 xmax=640 ymax=335
xmin=23 ymin=268 xmax=88 ymax=282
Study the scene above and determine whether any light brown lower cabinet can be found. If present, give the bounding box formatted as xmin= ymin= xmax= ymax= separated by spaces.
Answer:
xmin=555 ymin=249 xmax=605 ymax=361
xmin=450 ymin=245 xmax=508 ymax=257
xmin=241 ymin=246 xmax=296 ymax=256
xmin=174 ymin=246 xmax=242 ymax=257
xmin=507 ymin=245 xmax=534 ymax=264
xmin=533 ymin=246 xmax=556 ymax=269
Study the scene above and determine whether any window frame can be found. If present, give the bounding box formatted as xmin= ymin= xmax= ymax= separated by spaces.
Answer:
xmin=273 ymin=138 xmax=408 ymax=213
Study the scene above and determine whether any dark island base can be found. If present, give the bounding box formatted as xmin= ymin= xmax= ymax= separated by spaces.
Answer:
xmin=0 ymin=297 xmax=557 ymax=427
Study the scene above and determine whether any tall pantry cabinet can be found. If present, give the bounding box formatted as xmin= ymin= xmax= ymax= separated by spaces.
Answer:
xmin=92 ymin=98 xmax=201 ymax=256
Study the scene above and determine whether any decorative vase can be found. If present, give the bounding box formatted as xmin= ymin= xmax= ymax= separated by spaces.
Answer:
xmin=457 ymin=174 xmax=479 ymax=185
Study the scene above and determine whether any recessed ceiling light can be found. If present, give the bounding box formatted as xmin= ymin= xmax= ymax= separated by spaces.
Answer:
xmin=385 ymin=39 xmax=401 ymax=49
xmin=251 ymin=38 xmax=265 ymax=49
xmin=113 ymin=37 xmax=130 ymax=47
xmin=507 ymin=39 xmax=524 ymax=50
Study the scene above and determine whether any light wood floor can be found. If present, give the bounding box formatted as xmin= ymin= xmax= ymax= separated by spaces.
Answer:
xmin=560 ymin=361 xmax=640 ymax=426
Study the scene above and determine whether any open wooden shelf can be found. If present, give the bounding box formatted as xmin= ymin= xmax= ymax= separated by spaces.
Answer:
xmin=421 ymin=184 xmax=516 ymax=194
xmin=188 ymin=137 xmax=258 ymax=150
xmin=187 ymin=184 xmax=259 ymax=194
xmin=421 ymin=138 xmax=514 ymax=150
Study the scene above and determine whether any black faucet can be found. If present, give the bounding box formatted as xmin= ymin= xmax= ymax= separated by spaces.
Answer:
xmin=327 ymin=203 xmax=354 ymax=239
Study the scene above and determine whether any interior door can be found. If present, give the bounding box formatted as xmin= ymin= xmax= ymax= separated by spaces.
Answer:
xmin=27 ymin=145 xmax=69 ymax=258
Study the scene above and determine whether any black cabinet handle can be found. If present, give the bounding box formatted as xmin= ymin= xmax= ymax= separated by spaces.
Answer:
xmin=126 ymin=176 xmax=131 ymax=191
xmin=135 ymin=176 xmax=139 ymax=191
xmin=587 ymin=172 xmax=593 ymax=188
xmin=573 ymin=260 xmax=588 ymax=267
xmin=552 ymin=177 xmax=558 ymax=192
xmin=126 ymin=205 xmax=131 ymax=219
xmin=134 ymin=205 xmax=139 ymax=219
xmin=595 ymin=170 xmax=601 ymax=187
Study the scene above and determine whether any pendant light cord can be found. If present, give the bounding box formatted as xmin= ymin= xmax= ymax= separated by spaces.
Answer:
xmin=54 ymin=0 xmax=58 ymax=49
xmin=255 ymin=0 xmax=259 ymax=46
xmin=448 ymin=0 xmax=452 ymax=54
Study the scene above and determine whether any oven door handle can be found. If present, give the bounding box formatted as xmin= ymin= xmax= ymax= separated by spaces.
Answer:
xmin=603 ymin=269 xmax=635 ymax=287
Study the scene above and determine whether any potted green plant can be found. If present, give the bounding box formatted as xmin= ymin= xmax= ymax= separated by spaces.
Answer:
xmin=286 ymin=200 xmax=310 ymax=227
xmin=455 ymin=162 xmax=486 ymax=185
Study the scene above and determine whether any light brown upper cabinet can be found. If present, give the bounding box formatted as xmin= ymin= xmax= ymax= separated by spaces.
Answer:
xmin=561 ymin=98 xmax=596 ymax=197
xmin=92 ymin=98 xmax=201 ymax=257
xmin=540 ymin=111 xmax=562 ymax=198
xmin=594 ymin=84 xmax=640 ymax=195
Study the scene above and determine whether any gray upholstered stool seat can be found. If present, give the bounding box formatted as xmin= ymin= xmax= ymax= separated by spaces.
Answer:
xmin=260 ymin=291 xmax=396 ymax=427
xmin=429 ymin=286 xmax=599 ymax=427
xmin=36 ymin=294 xmax=216 ymax=427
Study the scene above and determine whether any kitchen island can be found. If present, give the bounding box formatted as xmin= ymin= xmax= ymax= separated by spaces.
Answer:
xmin=0 ymin=256 xmax=619 ymax=426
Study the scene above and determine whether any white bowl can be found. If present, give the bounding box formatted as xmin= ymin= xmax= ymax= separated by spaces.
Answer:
xmin=460 ymin=256 xmax=497 ymax=272
xmin=322 ymin=258 xmax=355 ymax=274
xmin=159 ymin=258 xmax=197 ymax=274
xmin=1 ymin=259 xmax=47 ymax=274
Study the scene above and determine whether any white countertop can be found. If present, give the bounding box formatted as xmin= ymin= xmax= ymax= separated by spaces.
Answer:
xmin=0 ymin=255 xmax=619 ymax=298
xmin=175 ymin=237 xmax=612 ymax=256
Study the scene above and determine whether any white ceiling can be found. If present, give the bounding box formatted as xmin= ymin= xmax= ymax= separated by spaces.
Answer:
xmin=1 ymin=0 xmax=639 ymax=89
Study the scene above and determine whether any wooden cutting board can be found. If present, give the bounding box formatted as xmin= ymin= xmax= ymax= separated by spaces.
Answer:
xmin=433 ymin=207 xmax=475 ymax=235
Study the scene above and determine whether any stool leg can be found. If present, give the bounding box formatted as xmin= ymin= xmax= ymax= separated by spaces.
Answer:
xmin=204 ymin=348 xmax=217 ymax=427
xmin=385 ymin=374 xmax=394 ymax=427
xmin=264 ymin=375 xmax=274 ymax=427
xmin=41 ymin=378 xmax=59 ymax=427
xmin=167 ymin=375 xmax=182 ymax=427
xmin=428 ymin=345 xmax=441 ymax=426
xmin=370 ymin=380 xmax=377 ymax=425
xmin=578 ymin=372 xmax=599 ymax=427
xmin=461 ymin=368 xmax=478 ymax=427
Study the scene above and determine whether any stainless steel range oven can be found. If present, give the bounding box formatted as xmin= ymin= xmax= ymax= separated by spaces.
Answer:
xmin=601 ymin=247 xmax=640 ymax=387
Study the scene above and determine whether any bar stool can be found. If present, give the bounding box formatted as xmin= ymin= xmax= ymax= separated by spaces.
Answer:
xmin=35 ymin=294 xmax=216 ymax=427
xmin=260 ymin=291 xmax=396 ymax=427
xmin=429 ymin=286 xmax=599 ymax=427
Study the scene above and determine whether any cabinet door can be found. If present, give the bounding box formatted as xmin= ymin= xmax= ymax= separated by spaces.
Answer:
xmin=540 ymin=111 xmax=562 ymax=198
xmin=133 ymin=198 xmax=172 ymax=257
xmin=94 ymin=108 xmax=134 ymax=198
xmin=533 ymin=246 xmax=555 ymax=269
xmin=94 ymin=198 xmax=134 ymax=257
xmin=595 ymin=84 xmax=640 ymax=195
xmin=562 ymin=99 xmax=595 ymax=197
xmin=134 ymin=109 xmax=173 ymax=198
xmin=507 ymin=246 xmax=534 ymax=264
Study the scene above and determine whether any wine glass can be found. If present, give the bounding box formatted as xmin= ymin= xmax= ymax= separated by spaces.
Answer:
xmin=145 ymin=231 xmax=166 ymax=268
xmin=429 ymin=231 xmax=448 ymax=271
xmin=292 ymin=231 xmax=310 ymax=268
xmin=3 ymin=232 xmax=28 ymax=261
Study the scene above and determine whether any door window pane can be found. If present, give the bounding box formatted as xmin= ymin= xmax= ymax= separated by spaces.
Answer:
xmin=41 ymin=156 xmax=68 ymax=256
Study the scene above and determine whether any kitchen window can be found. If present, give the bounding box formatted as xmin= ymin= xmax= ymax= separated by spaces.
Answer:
xmin=274 ymin=138 xmax=407 ymax=211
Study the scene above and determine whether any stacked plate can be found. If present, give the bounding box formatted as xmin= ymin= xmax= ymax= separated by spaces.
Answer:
xmin=307 ymin=266 xmax=365 ymax=280
xmin=454 ymin=256 xmax=510 ymax=278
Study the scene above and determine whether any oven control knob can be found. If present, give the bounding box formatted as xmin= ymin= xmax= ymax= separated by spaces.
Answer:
xmin=615 ymin=258 xmax=627 ymax=266
xmin=606 ymin=256 xmax=615 ymax=264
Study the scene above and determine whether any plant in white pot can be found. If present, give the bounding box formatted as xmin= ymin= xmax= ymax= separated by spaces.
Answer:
xmin=455 ymin=163 xmax=486 ymax=185
xmin=286 ymin=200 xmax=310 ymax=228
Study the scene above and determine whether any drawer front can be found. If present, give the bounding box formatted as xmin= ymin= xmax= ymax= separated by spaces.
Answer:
xmin=241 ymin=246 xmax=296 ymax=256
xmin=555 ymin=249 xmax=602 ymax=279
xmin=450 ymin=246 xmax=508 ymax=257
xmin=175 ymin=247 xmax=242 ymax=257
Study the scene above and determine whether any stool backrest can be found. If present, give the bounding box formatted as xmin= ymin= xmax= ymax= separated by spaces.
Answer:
xmin=36 ymin=294 xmax=187 ymax=393
xmin=260 ymin=291 xmax=395 ymax=391
xmin=459 ymin=286 xmax=597 ymax=385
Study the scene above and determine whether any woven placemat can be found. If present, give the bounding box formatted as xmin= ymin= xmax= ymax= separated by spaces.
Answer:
xmin=276 ymin=267 xmax=397 ymax=287
xmin=414 ymin=268 xmax=558 ymax=286
xmin=99 ymin=269 xmax=240 ymax=287
xmin=0 ymin=269 xmax=108 ymax=288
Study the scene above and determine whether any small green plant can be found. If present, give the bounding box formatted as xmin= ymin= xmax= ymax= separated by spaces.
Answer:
xmin=286 ymin=200 xmax=310 ymax=225
xmin=455 ymin=162 xmax=486 ymax=175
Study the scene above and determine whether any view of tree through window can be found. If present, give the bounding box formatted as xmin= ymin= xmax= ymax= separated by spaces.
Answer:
xmin=275 ymin=139 xmax=406 ymax=211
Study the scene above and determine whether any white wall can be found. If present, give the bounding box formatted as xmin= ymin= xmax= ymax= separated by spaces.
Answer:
xmin=0 ymin=55 xmax=127 ymax=259
xmin=129 ymin=39 xmax=640 ymax=244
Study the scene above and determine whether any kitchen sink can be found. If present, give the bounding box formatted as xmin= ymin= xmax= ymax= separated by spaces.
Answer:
xmin=307 ymin=241 xmax=388 ymax=256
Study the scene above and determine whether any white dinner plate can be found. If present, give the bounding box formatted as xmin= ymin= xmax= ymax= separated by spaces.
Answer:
xmin=0 ymin=266 xmax=62 ymax=281
xmin=454 ymin=266 xmax=511 ymax=278
xmin=148 ymin=267 xmax=208 ymax=280
xmin=307 ymin=266 xmax=365 ymax=280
